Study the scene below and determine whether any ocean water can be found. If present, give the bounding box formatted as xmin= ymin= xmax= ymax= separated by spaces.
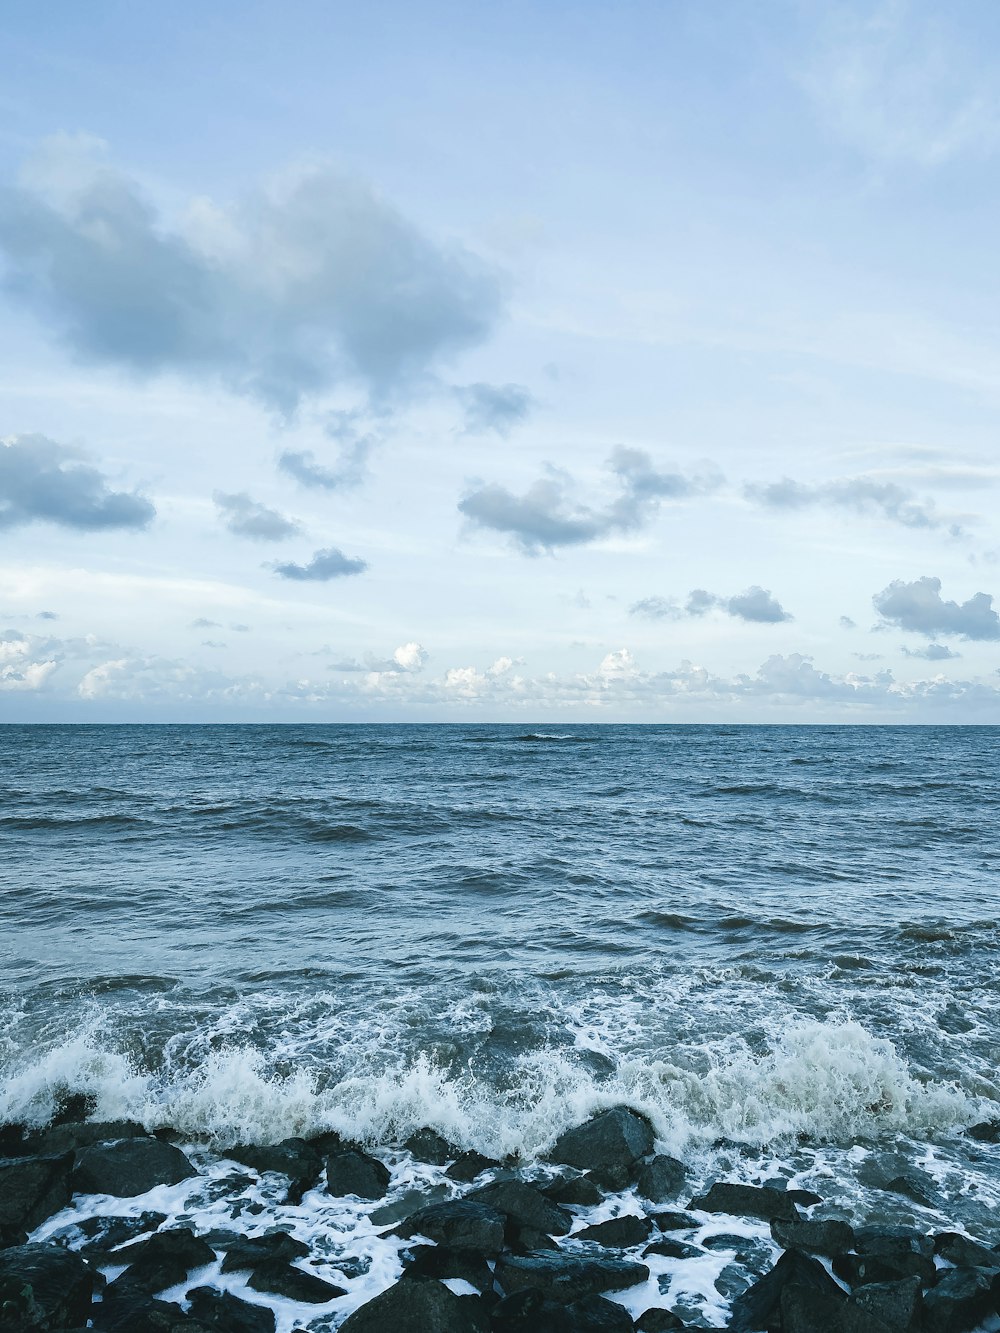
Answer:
xmin=3 ymin=723 xmax=1000 ymax=1328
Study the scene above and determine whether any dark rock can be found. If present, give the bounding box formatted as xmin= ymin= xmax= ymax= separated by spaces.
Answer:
xmin=445 ymin=1151 xmax=501 ymax=1183
xmin=95 ymin=1295 xmax=214 ymax=1332
xmin=220 ymin=1230 xmax=310 ymax=1272
xmin=0 ymin=1243 xmax=95 ymax=1330
xmin=247 ymin=1259 xmax=345 ymax=1302
xmin=635 ymin=1312 xmax=685 ymax=1332
xmin=576 ymin=1216 xmax=653 ymax=1247
xmin=0 ymin=1152 xmax=73 ymax=1238
xmin=65 ymin=1210 xmax=168 ymax=1256
xmin=404 ymin=1128 xmax=456 ymax=1165
xmin=833 ymin=1251 xmax=936 ymax=1289
xmin=857 ymin=1158 xmax=934 ymax=1207
xmin=368 ymin=1185 xmax=452 ymax=1227
xmin=495 ymin=1252 xmax=649 ymax=1302
xmin=469 ymin=1179 xmax=572 ymax=1237
xmin=51 ymin=1092 xmax=97 ymax=1126
xmin=643 ymin=1238 xmax=703 ymax=1260
xmin=549 ymin=1108 xmax=655 ymax=1191
xmin=396 ymin=1199 xmax=506 ymax=1254
xmin=507 ymin=1226 xmax=560 ymax=1253
xmin=787 ymin=1189 xmax=823 ymax=1208
xmin=635 ymin=1156 xmax=686 ymax=1204
xmin=26 ymin=1120 xmax=149 ymax=1157
xmin=771 ymin=1217 xmax=855 ymax=1256
xmin=965 ymin=1120 xmax=1000 ymax=1143
xmin=854 ymin=1227 xmax=935 ymax=1260
xmin=729 ymin=1249 xmax=845 ymax=1333
xmin=922 ymin=1266 xmax=1000 ymax=1333
xmin=649 ymin=1211 xmax=698 ymax=1232
xmin=187 ymin=1287 xmax=276 ymax=1333
xmin=115 ymin=1226 xmax=215 ymax=1272
xmin=541 ymin=1173 xmax=606 ymax=1207
xmin=401 ymin=1243 xmax=494 ymax=1292
xmin=842 ymin=1275 xmax=922 ymax=1332
xmin=934 ymin=1231 xmax=1000 ymax=1270
xmin=227 ymin=1139 xmax=321 ymax=1187
xmin=72 ymin=1138 xmax=197 ymax=1197
xmin=688 ymin=1182 xmax=800 ymax=1223
xmin=305 ymin=1129 xmax=348 ymax=1157
xmin=325 ymin=1149 xmax=391 ymax=1200
xmin=338 ymin=1276 xmax=490 ymax=1332
xmin=490 ymin=1288 xmax=635 ymax=1332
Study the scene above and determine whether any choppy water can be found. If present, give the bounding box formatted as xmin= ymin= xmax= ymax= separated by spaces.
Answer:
xmin=2 ymin=725 xmax=1000 ymax=1325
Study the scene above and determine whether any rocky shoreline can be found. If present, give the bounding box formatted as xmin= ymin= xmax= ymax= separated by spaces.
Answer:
xmin=2 ymin=1099 xmax=1000 ymax=1332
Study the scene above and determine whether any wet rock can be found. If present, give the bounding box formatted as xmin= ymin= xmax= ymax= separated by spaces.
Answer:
xmin=964 ymin=1120 xmax=1000 ymax=1143
xmin=66 ymin=1210 xmax=168 ymax=1257
xmin=369 ymin=1185 xmax=452 ymax=1226
xmin=857 ymin=1158 xmax=934 ymax=1207
xmin=396 ymin=1199 xmax=506 ymax=1254
xmin=25 ymin=1120 xmax=149 ymax=1157
xmin=247 ymin=1259 xmax=346 ymax=1302
xmin=922 ymin=1266 xmax=1000 ymax=1333
xmin=0 ymin=1152 xmax=73 ymax=1239
xmin=51 ymin=1092 xmax=97 ymax=1126
xmin=635 ymin=1312 xmax=685 ymax=1332
xmin=771 ymin=1217 xmax=855 ymax=1256
xmin=401 ymin=1243 xmax=495 ymax=1292
xmin=72 ymin=1138 xmax=197 ymax=1197
xmin=688 ymin=1182 xmax=800 ymax=1223
xmin=469 ymin=1179 xmax=572 ymax=1238
xmin=227 ymin=1139 xmax=321 ymax=1192
xmin=934 ymin=1231 xmax=1000 ymax=1270
xmin=649 ymin=1211 xmax=698 ymax=1232
xmin=338 ymin=1276 xmax=491 ymax=1332
xmin=576 ymin=1216 xmax=653 ymax=1247
xmin=643 ymin=1238 xmax=703 ymax=1260
xmin=445 ymin=1151 xmax=501 ymax=1183
xmin=841 ymin=1275 xmax=922 ymax=1332
xmin=549 ymin=1108 xmax=655 ymax=1191
xmin=219 ymin=1230 xmax=310 ymax=1272
xmin=305 ymin=1129 xmax=349 ymax=1157
xmin=729 ymin=1248 xmax=845 ymax=1333
xmin=541 ymin=1173 xmax=606 ymax=1207
xmin=833 ymin=1251 xmax=937 ymax=1289
xmin=325 ymin=1148 xmax=391 ymax=1201
xmin=636 ymin=1156 xmax=686 ymax=1204
xmin=186 ymin=1286 xmax=276 ymax=1333
xmin=116 ymin=1226 xmax=215 ymax=1272
xmin=787 ymin=1188 xmax=823 ymax=1208
xmin=494 ymin=1252 xmax=649 ymax=1301
xmin=0 ymin=1243 xmax=95 ymax=1330
xmin=491 ymin=1288 xmax=635 ymax=1332
xmin=854 ymin=1227 xmax=935 ymax=1260
xmin=404 ymin=1128 xmax=456 ymax=1165
xmin=507 ymin=1225 xmax=560 ymax=1253
xmin=95 ymin=1295 xmax=214 ymax=1332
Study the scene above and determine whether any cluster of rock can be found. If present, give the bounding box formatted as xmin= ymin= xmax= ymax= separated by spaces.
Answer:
xmin=1 ymin=1100 xmax=999 ymax=1332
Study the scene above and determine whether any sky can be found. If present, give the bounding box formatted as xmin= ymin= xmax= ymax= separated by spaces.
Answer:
xmin=1 ymin=0 xmax=999 ymax=722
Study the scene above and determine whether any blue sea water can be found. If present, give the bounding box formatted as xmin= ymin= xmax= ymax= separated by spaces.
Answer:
xmin=2 ymin=724 xmax=999 ymax=1327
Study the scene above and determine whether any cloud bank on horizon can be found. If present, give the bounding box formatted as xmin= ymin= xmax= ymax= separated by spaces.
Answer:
xmin=0 ymin=0 xmax=999 ymax=721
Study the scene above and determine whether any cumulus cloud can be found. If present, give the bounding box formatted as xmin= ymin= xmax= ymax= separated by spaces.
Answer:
xmin=0 ymin=433 xmax=154 ymax=531
xmin=873 ymin=575 xmax=1000 ymax=640
xmin=459 ymin=447 xmax=721 ymax=554
xmin=456 ymin=382 xmax=534 ymax=435
xmin=213 ymin=490 xmax=300 ymax=541
xmin=630 ymin=586 xmax=792 ymax=624
xmin=271 ymin=547 xmax=368 ymax=581
xmin=0 ymin=632 xmax=57 ymax=691
xmin=392 ymin=641 xmax=428 ymax=672
xmin=0 ymin=135 xmax=503 ymax=414
xmin=902 ymin=643 xmax=961 ymax=661
xmin=745 ymin=474 xmax=962 ymax=534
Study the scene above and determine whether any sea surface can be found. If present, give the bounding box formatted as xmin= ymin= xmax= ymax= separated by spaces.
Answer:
xmin=2 ymin=723 xmax=999 ymax=1328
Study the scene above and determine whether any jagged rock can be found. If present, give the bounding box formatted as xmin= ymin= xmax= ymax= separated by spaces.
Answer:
xmin=688 ymin=1182 xmax=800 ymax=1223
xmin=541 ymin=1173 xmax=605 ymax=1207
xmin=0 ymin=1243 xmax=95 ymax=1330
xmin=857 ymin=1159 xmax=934 ymax=1207
xmin=576 ymin=1215 xmax=653 ymax=1247
xmin=116 ymin=1226 xmax=215 ymax=1271
xmin=227 ymin=1139 xmax=321 ymax=1190
xmin=186 ymin=1286 xmax=276 ymax=1333
xmin=396 ymin=1199 xmax=506 ymax=1254
xmin=507 ymin=1225 xmax=560 ymax=1254
xmin=854 ymin=1228 xmax=935 ymax=1259
xmin=549 ymin=1108 xmax=655 ymax=1191
xmin=490 ymin=1289 xmax=635 ymax=1331
xmin=965 ymin=1120 xmax=1000 ymax=1142
xmin=404 ymin=1128 xmax=456 ymax=1165
xmin=94 ymin=1295 xmax=214 ymax=1332
xmin=787 ymin=1188 xmax=823 ymax=1208
xmin=922 ymin=1267 xmax=1000 ymax=1333
xmin=841 ymin=1275 xmax=922 ymax=1332
xmin=0 ymin=1152 xmax=73 ymax=1240
xmin=51 ymin=1093 xmax=97 ymax=1126
xmin=72 ymin=1139 xmax=197 ymax=1197
xmin=643 ymin=1238 xmax=703 ymax=1260
xmin=495 ymin=1252 xmax=649 ymax=1301
xmin=468 ymin=1179 xmax=572 ymax=1237
xmin=247 ymin=1260 xmax=345 ymax=1302
xmin=729 ymin=1248 xmax=846 ymax=1333
xmin=305 ymin=1129 xmax=348 ymax=1157
xmin=61 ymin=1210 xmax=167 ymax=1256
xmin=834 ymin=1251 xmax=936 ymax=1288
xmin=401 ymin=1243 xmax=494 ymax=1292
xmin=220 ymin=1230 xmax=310 ymax=1271
xmin=25 ymin=1121 xmax=149 ymax=1157
xmin=445 ymin=1151 xmax=501 ymax=1183
xmin=636 ymin=1156 xmax=686 ymax=1204
xmin=650 ymin=1211 xmax=698 ymax=1232
xmin=934 ymin=1232 xmax=1000 ymax=1270
xmin=325 ymin=1149 xmax=391 ymax=1200
xmin=771 ymin=1217 xmax=855 ymax=1256
xmin=635 ymin=1312 xmax=685 ymax=1332
xmin=338 ymin=1276 xmax=491 ymax=1332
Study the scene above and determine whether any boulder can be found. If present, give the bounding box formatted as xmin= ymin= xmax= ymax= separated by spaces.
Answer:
xmin=729 ymin=1248 xmax=845 ymax=1333
xmin=227 ymin=1138 xmax=321 ymax=1187
xmin=186 ymin=1287 xmax=276 ymax=1333
xmin=396 ymin=1199 xmax=506 ymax=1254
xmin=649 ymin=1211 xmax=698 ymax=1232
xmin=445 ymin=1151 xmax=501 ymax=1183
xmin=404 ymin=1128 xmax=456 ymax=1165
xmin=247 ymin=1260 xmax=345 ymax=1302
xmin=115 ymin=1227 xmax=215 ymax=1272
xmin=922 ymin=1267 xmax=1000 ymax=1333
xmin=0 ymin=1243 xmax=95 ymax=1330
xmin=854 ymin=1227 xmax=934 ymax=1260
xmin=93 ymin=1295 xmax=214 ymax=1332
xmin=643 ymin=1238 xmax=703 ymax=1260
xmin=575 ymin=1216 xmax=652 ymax=1247
xmin=338 ymin=1277 xmax=491 ymax=1332
xmin=965 ymin=1120 xmax=1000 ymax=1142
xmin=325 ymin=1149 xmax=390 ymax=1201
xmin=25 ymin=1120 xmax=149 ymax=1157
xmin=635 ymin=1312 xmax=685 ymax=1332
xmin=72 ymin=1139 xmax=197 ymax=1197
xmin=468 ymin=1179 xmax=572 ymax=1237
xmin=61 ymin=1210 xmax=167 ymax=1257
xmin=841 ymin=1275 xmax=922 ymax=1332
xmin=541 ymin=1174 xmax=605 ymax=1207
xmin=934 ymin=1232 xmax=1000 ymax=1270
xmin=688 ymin=1182 xmax=799 ymax=1223
xmin=834 ymin=1251 xmax=936 ymax=1289
xmin=491 ymin=1288 xmax=635 ymax=1331
xmin=401 ymin=1244 xmax=494 ymax=1292
xmin=635 ymin=1156 xmax=686 ymax=1204
xmin=495 ymin=1252 xmax=649 ymax=1302
xmin=0 ymin=1152 xmax=73 ymax=1239
xmin=219 ymin=1230 xmax=309 ymax=1271
xmin=771 ymin=1217 xmax=855 ymax=1256
xmin=549 ymin=1108 xmax=655 ymax=1191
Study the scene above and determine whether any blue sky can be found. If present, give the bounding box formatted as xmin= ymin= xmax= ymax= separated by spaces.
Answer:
xmin=1 ymin=0 xmax=999 ymax=719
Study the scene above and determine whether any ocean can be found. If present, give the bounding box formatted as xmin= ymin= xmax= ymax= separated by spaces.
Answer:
xmin=2 ymin=723 xmax=999 ymax=1329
